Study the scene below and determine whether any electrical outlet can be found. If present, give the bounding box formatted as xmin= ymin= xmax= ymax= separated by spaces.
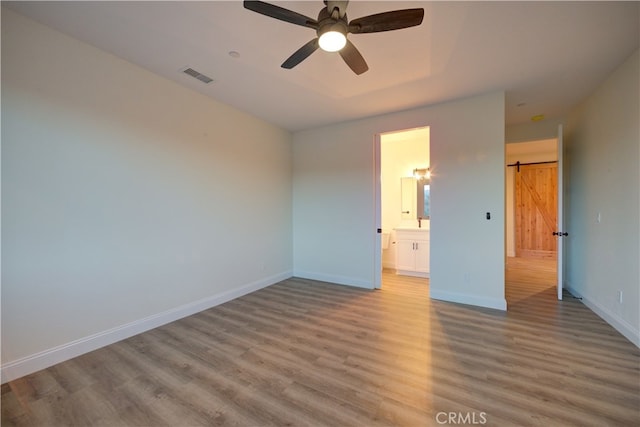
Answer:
xmin=617 ymin=290 xmax=623 ymax=304
xmin=596 ymin=212 xmax=602 ymax=223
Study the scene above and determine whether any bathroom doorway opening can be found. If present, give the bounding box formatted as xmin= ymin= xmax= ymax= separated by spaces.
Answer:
xmin=374 ymin=126 xmax=430 ymax=289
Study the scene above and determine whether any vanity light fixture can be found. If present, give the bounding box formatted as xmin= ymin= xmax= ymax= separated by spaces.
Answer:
xmin=414 ymin=168 xmax=430 ymax=180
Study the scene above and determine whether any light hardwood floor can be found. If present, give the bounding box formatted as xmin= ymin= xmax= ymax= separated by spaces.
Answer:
xmin=2 ymin=260 xmax=639 ymax=426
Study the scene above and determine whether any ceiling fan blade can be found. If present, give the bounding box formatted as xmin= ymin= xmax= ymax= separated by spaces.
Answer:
xmin=348 ymin=8 xmax=424 ymax=34
xmin=339 ymin=39 xmax=369 ymax=75
xmin=244 ymin=1 xmax=318 ymax=29
xmin=281 ymin=39 xmax=320 ymax=69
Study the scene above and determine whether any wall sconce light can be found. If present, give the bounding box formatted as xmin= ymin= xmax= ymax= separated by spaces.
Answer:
xmin=414 ymin=168 xmax=430 ymax=180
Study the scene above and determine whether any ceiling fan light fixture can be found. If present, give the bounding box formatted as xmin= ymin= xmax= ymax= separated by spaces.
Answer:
xmin=318 ymin=28 xmax=346 ymax=52
xmin=243 ymin=1 xmax=425 ymax=74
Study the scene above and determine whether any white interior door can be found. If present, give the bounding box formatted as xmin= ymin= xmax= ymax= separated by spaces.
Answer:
xmin=374 ymin=134 xmax=382 ymax=289
xmin=556 ymin=124 xmax=565 ymax=300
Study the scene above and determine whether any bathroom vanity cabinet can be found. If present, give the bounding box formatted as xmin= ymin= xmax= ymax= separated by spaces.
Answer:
xmin=395 ymin=228 xmax=430 ymax=278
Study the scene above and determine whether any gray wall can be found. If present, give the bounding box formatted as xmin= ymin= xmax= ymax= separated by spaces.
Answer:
xmin=1 ymin=9 xmax=293 ymax=379
xmin=293 ymin=91 xmax=506 ymax=310
xmin=506 ymin=118 xmax=565 ymax=143
xmin=565 ymin=50 xmax=639 ymax=346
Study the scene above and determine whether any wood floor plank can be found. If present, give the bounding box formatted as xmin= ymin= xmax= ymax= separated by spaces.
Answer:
xmin=2 ymin=258 xmax=639 ymax=426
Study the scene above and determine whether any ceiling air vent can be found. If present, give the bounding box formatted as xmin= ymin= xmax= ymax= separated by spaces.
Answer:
xmin=182 ymin=67 xmax=213 ymax=84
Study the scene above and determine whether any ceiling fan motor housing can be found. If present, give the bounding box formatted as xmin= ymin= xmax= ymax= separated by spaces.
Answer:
xmin=325 ymin=0 xmax=349 ymax=18
xmin=316 ymin=7 xmax=348 ymax=39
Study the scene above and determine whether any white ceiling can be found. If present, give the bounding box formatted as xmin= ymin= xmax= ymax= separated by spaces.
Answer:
xmin=6 ymin=1 xmax=639 ymax=132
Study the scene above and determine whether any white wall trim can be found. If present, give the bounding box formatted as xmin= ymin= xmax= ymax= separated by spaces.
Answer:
xmin=566 ymin=285 xmax=640 ymax=349
xmin=1 ymin=271 xmax=292 ymax=384
xmin=292 ymin=270 xmax=373 ymax=290
xmin=430 ymin=289 xmax=507 ymax=311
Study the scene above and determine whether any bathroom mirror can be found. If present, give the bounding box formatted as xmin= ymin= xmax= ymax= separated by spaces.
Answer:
xmin=417 ymin=178 xmax=430 ymax=219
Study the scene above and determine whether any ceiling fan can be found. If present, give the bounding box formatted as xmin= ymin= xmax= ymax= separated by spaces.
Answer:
xmin=243 ymin=1 xmax=424 ymax=75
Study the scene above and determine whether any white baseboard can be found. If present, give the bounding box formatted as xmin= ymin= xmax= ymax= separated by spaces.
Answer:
xmin=566 ymin=285 xmax=640 ymax=348
xmin=395 ymin=269 xmax=429 ymax=278
xmin=292 ymin=270 xmax=373 ymax=289
xmin=430 ymin=289 xmax=507 ymax=311
xmin=1 ymin=271 xmax=292 ymax=384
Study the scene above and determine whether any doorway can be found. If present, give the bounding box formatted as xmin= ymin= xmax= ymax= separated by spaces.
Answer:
xmin=374 ymin=126 xmax=430 ymax=289
xmin=505 ymin=138 xmax=559 ymax=300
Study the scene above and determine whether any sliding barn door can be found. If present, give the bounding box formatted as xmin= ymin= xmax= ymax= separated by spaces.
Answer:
xmin=515 ymin=163 xmax=558 ymax=259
